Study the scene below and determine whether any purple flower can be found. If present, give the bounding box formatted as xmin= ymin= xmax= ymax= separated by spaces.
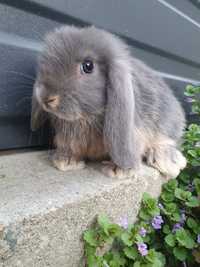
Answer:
xmin=137 ymin=243 xmax=148 ymax=256
xmin=172 ymin=223 xmax=182 ymax=233
xmin=118 ymin=216 xmax=128 ymax=229
xmin=197 ymin=234 xmax=200 ymax=244
xmin=139 ymin=227 xmax=147 ymax=237
xmin=158 ymin=203 xmax=164 ymax=209
xmin=151 ymin=215 xmax=164 ymax=230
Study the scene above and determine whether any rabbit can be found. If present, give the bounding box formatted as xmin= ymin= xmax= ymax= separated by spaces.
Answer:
xmin=31 ymin=25 xmax=187 ymax=179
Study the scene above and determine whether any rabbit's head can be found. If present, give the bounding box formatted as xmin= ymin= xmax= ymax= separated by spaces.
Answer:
xmin=31 ymin=26 xmax=136 ymax=168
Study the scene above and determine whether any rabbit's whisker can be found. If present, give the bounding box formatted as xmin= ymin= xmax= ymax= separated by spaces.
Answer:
xmin=4 ymin=71 xmax=36 ymax=82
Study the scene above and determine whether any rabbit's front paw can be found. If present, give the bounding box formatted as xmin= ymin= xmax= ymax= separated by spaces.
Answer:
xmin=102 ymin=161 xmax=136 ymax=179
xmin=53 ymin=157 xmax=85 ymax=171
xmin=146 ymin=146 xmax=186 ymax=178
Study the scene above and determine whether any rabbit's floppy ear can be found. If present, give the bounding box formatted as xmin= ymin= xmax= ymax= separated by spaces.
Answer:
xmin=104 ymin=56 xmax=137 ymax=169
xmin=31 ymin=85 xmax=47 ymax=131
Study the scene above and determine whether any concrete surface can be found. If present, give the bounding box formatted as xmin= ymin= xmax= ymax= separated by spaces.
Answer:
xmin=0 ymin=151 xmax=165 ymax=267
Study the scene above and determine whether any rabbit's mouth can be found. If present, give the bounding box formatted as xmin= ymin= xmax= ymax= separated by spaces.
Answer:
xmin=35 ymin=86 xmax=83 ymax=121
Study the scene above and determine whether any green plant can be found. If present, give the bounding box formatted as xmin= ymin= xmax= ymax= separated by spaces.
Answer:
xmin=83 ymin=85 xmax=200 ymax=267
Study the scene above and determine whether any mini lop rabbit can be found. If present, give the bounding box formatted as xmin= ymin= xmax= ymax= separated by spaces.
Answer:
xmin=31 ymin=25 xmax=186 ymax=178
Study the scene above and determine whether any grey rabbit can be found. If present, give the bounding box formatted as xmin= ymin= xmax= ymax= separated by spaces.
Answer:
xmin=31 ymin=25 xmax=186 ymax=178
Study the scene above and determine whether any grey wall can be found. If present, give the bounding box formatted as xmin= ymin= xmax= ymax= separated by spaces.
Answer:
xmin=0 ymin=0 xmax=199 ymax=150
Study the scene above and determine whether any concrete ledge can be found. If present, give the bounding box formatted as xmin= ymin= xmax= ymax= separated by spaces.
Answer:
xmin=0 ymin=152 xmax=165 ymax=267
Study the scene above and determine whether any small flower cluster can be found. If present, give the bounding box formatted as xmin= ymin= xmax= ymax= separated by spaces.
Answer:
xmin=139 ymin=227 xmax=147 ymax=237
xmin=135 ymin=214 xmax=164 ymax=257
xmin=136 ymin=227 xmax=148 ymax=256
xmin=118 ymin=216 xmax=129 ymax=229
xmin=151 ymin=215 xmax=164 ymax=230
xmin=137 ymin=242 xmax=148 ymax=256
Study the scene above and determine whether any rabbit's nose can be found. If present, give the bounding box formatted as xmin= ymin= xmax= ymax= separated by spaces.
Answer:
xmin=44 ymin=95 xmax=60 ymax=108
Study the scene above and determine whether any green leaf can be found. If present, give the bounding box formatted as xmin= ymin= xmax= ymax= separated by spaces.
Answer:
xmin=178 ymin=172 xmax=190 ymax=184
xmin=187 ymin=217 xmax=199 ymax=233
xmin=163 ymin=225 xmax=170 ymax=234
xmin=142 ymin=192 xmax=152 ymax=202
xmin=135 ymin=234 xmax=143 ymax=243
xmin=143 ymin=235 xmax=150 ymax=243
xmin=103 ymin=252 xmax=113 ymax=264
xmin=156 ymin=252 xmax=166 ymax=266
xmin=133 ymin=262 xmax=140 ymax=267
xmin=123 ymin=247 xmax=138 ymax=260
xmin=190 ymin=159 xmax=200 ymax=167
xmin=121 ymin=232 xmax=133 ymax=246
xmin=175 ymin=188 xmax=191 ymax=201
xmin=139 ymin=210 xmax=151 ymax=220
xmin=153 ymin=259 xmax=164 ymax=267
xmin=192 ymin=102 xmax=200 ymax=114
xmin=108 ymin=224 xmax=122 ymax=237
xmin=85 ymin=245 xmax=101 ymax=267
xmin=83 ymin=230 xmax=98 ymax=247
xmin=161 ymin=192 xmax=174 ymax=203
xmin=87 ymin=255 xmax=98 ymax=267
xmin=188 ymin=149 xmax=197 ymax=158
xmin=145 ymin=249 xmax=156 ymax=263
xmin=173 ymin=247 xmax=188 ymax=261
xmin=186 ymin=196 xmax=200 ymax=207
xmin=163 ymin=179 xmax=178 ymax=193
xmin=98 ymin=214 xmax=111 ymax=235
xmin=194 ymin=178 xmax=200 ymax=195
xmin=142 ymin=193 xmax=159 ymax=216
xmin=97 ymin=215 xmax=121 ymax=239
xmin=162 ymin=203 xmax=179 ymax=218
xmin=145 ymin=249 xmax=164 ymax=267
xmin=172 ymin=213 xmax=181 ymax=222
xmin=164 ymin=203 xmax=177 ymax=213
xmin=185 ymin=85 xmax=196 ymax=96
xmin=165 ymin=234 xmax=176 ymax=247
xmin=109 ymin=252 xmax=126 ymax=267
xmin=175 ymin=228 xmax=195 ymax=249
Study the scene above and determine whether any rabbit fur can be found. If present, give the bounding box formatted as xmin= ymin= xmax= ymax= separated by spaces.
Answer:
xmin=31 ymin=25 xmax=186 ymax=178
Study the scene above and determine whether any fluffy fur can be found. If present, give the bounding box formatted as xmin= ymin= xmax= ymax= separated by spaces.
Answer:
xmin=31 ymin=25 xmax=186 ymax=178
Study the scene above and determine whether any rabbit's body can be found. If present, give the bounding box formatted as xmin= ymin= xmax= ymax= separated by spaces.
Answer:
xmin=31 ymin=26 xmax=186 ymax=178
xmin=52 ymin=115 xmax=107 ymax=162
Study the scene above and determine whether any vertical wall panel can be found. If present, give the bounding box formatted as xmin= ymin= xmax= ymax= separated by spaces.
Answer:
xmin=0 ymin=0 xmax=199 ymax=149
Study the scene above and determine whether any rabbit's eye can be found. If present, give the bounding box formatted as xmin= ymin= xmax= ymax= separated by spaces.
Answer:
xmin=81 ymin=60 xmax=94 ymax=74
